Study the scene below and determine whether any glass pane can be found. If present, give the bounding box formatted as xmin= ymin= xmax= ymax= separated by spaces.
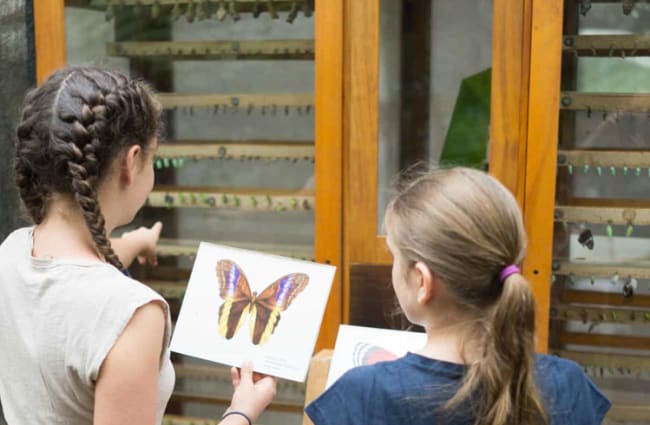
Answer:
xmin=377 ymin=0 xmax=493 ymax=230
xmin=552 ymin=3 xmax=650 ymax=423
xmin=63 ymin=2 xmax=314 ymax=424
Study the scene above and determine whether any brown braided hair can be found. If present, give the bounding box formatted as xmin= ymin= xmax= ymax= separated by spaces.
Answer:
xmin=14 ymin=67 xmax=162 ymax=270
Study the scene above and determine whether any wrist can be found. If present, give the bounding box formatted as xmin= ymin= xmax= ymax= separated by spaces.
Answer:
xmin=221 ymin=410 xmax=252 ymax=425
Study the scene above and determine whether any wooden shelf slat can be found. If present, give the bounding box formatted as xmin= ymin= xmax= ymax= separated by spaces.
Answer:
xmin=554 ymin=205 xmax=650 ymax=225
xmin=562 ymin=34 xmax=650 ymax=56
xmin=558 ymin=331 xmax=650 ymax=350
xmin=171 ymin=392 xmax=303 ymax=412
xmin=147 ymin=187 xmax=314 ymax=211
xmin=156 ymin=141 xmax=314 ymax=161
xmin=552 ymin=349 xmax=650 ymax=372
xmin=559 ymin=92 xmax=650 ymax=112
xmin=607 ymin=405 xmax=650 ymax=423
xmin=71 ymin=0 xmax=315 ymax=19
xmin=108 ymin=40 xmax=314 ymax=60
xmin=557 ymin=149 xmax=650 ymax=169
xmin=157 ymin=239 xmax=314 ymax=261
xmin=551 ymin=303 xmax=650 ymax=324
xmin=568 ymin=197 xmax=650 ymax=209
xmin=158 ymin=93 xmax=314 ymax=109
xmin=553 ymin=260 xmax=650 ymax=279
xmin=561 ymin=290 xmax=650 ymax=308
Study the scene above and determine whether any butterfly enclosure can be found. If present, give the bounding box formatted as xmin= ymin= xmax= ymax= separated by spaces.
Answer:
xmin=32 ymin=1 xmax=341 ymax=424
xmin=544 ymin=1 xmax=650 ymax=422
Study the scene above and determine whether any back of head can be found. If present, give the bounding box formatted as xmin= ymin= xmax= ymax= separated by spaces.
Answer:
xmin=386 ymin=166 xmax=547 ymax=425
xmin=14 ymin=67 xmax=161 ymax=270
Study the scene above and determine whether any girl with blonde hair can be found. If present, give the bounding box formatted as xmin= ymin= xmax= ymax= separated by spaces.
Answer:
xmin=306 ymin=167 xmax=609 ymax=425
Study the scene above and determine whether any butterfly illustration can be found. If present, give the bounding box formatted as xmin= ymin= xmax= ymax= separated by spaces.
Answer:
xmin=216 ymin=259 xmax=309 ymax=345
xmin=352 ymin=342 xmax=398 ymax=366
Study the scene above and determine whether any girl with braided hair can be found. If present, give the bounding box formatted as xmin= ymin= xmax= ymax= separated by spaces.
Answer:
xmin=306 ymin=167 xmax=610 ymax=425
xmin=0 ymin=67 xmax=276 ymax=425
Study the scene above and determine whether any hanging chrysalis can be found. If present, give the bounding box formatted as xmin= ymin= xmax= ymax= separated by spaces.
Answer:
xmin=106 ymin=0 xmax=115 ymax=21
xmin=216 ymin=0 xmax=228 ymax=22
xmin=596 ymin=166 xmax=602 ymax=177
xmin=578 ymin=228 xmax=594 ymax=249
xmin=623 ymin=166 xmax=628 ymax=176
xmin=250 ymin=196 xmax=258 ymax=208
xmin=252 ymin=0 xmax=262 ymax=18
xmin=229 ymin=0 xmax=241 ymax=21
xmin=287 ymin=1 xmax=299 ymax=23
xmin=626 ymin=224 xmax=634 ymax=237
xmin=568 ymin=164 xmax=574 ymax=175
xmin=583 ymin=164 xmax=590 ymax=174
xmin=609 ymin=166 xmax=616 ymax=176
xmin=196 ymin=0 xmax=208 ymax=20
xmin=606 ymin=223 xmax=613 ymax=238
xmin=590 ymin=275 xmax=596 ymax=285
xmin=623 ymin=278 xmax=637 ymax=298
xmin=171 ymin=2 xmax=183 ymax=20
xmin=151 ymin=0 xmax=161 ymax=19
xmin=185 ymin=0 xmax=195 ymax=22
xmin=636 ymin=167 xmax=642 ymax=177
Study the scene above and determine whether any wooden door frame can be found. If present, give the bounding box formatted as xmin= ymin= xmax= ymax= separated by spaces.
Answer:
xmin=343 ymin=0 xmax=563 ymax=352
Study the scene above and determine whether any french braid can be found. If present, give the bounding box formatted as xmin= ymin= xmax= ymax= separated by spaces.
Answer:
xmin=14 ymin=67 xmax=162 ymax=270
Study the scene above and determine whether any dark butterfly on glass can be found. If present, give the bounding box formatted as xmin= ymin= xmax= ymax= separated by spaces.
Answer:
xmin=216 ymin=259 xmax=309 ymax=345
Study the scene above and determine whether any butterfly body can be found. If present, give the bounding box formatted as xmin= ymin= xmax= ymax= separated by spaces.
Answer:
xmin=217 ymin=260 xmax=308 ymax=345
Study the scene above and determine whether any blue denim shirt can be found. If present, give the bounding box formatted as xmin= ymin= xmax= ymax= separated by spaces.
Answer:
xmin=306 ymin=352 xmax=610 ymax=425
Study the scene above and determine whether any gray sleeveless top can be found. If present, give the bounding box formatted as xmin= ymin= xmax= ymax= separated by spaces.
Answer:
xmin=0 ymin=227 xmax=175 ymax=424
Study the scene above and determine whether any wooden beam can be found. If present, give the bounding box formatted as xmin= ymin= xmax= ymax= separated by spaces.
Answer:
xmin=107 ymin=40 xmax=315 ymax=60
xmin=489 ymin=0 xmax=531 ymax=205
xmin=561 ymin=289 xmax=650 ymax=308
xmin=558 ymin=331 xmax=650 ymax=350
xmin=550 ymin=303 xmax=650 ymax=324
xmin=560 ymin=92 xmax=650 ymax=112
xmin=34 ymin=0 xmax=66 ymax=84
xmin=147 ymin=187 xmax=314 ymax=211
xmin=557 ymin=149 xmax=650 ymax=169
xmin=554 ymin=205 xmax=650 ymax=225
xmin=568 ymin=197 xmax=650 ymax=209
xmin=522 ymin=0 xmax=563 ymax=353
xmin=156 ymin=141 xmax=314 ymax=161
xmin=552 ymin=349 xmax=650 ymax=372
xmin=314 ymin=0 xmax=343 ymax=350
xmin=158 ymin=93 xmax=314 ymax=109
xmin=157 ymin=238 xmax=314 ymax=260
xmin=170 ymin=392 xmax=303 ymax=412
xmin=562 ymin=34 xmax=650 ymax=56
xmin=553 ymin=260 xmax=650 ymax=280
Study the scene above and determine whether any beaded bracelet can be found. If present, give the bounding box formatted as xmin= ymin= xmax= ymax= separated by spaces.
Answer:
xmin=221 ymin=410 xmax=252 ymax=425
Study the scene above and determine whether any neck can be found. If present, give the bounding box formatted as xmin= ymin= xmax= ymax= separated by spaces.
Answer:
xmin=32 ymin=194 xmax=115 ymax=262
xmin=417 ymin=311 xmax=481 ymax=365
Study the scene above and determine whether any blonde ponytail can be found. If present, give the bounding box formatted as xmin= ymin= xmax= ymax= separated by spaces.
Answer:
xmin=386 ymin=167 xmax=548 ymax=425
xmin=446 ymin=272 xmax=547 ymax=425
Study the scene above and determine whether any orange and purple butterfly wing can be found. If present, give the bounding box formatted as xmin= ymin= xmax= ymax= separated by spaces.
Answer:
xmin=249 ymin=273 xmax=309 ymax=345
xmin=216 ymin=260 xmax=253 ymax=339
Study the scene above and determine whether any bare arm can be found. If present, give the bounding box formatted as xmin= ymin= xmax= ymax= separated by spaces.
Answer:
xmin=94 ymin=302 xmax=166 ymax=425
xmin=110 ymin=222 xmax=162 ymax=269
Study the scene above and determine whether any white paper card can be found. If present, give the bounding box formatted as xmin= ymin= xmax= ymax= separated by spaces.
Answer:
xmin=326 ymin=325 xmax=427 ymax=387
xmin=170 ymin=242 xmax=336 ymax=382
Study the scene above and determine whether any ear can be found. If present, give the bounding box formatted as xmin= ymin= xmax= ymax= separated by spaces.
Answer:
xmin=413 ymin=262 xmax=436 ymax=305
xmin=121 ymin=145 xmax=143 ymax=186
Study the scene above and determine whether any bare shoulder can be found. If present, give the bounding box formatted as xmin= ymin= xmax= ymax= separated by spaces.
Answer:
xmin=94 ymin=301 xmax=167 ymax=425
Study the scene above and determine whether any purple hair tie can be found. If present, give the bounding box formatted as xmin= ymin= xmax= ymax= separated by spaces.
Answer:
xmin=499 ymin=265 xmax=520 ymax=283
